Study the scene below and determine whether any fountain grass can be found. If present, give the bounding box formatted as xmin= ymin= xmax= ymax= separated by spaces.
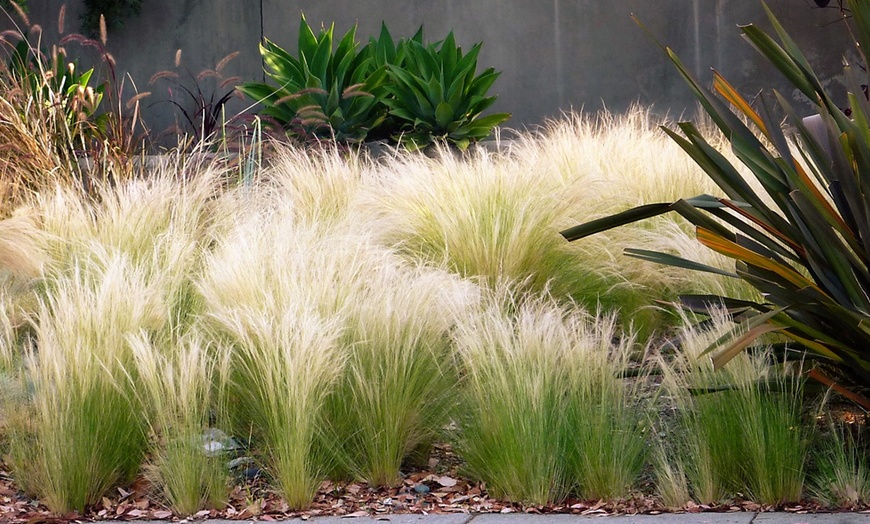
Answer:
xmin=207 ymin=305 xmax=344 ymax=510
xmin=0 ymin=106 xmax=826 ymax=511
xmin=361 ymin=108 xmax=757 ymax=341
xmin=7 ymin=254 xmax=162 ymax=513
xmin=198 ymin=213 xmax=368 ymax=509
xmin=810 ymin=421 xmax=870 ymax=508
xmin=562 ymin=313 xmax=648 ymax=500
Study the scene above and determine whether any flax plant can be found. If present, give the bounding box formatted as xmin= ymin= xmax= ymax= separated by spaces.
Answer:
xmin=129 ymin=331 xmax=227 ymax=515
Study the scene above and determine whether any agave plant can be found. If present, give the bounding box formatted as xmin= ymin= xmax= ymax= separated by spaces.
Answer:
xmin=381 ymin=31 xmax=510 ymax=151
xmin=238 ymin=16 xmax=387 ymax=144
xmin=562 ymin=0 xmax=870 ymax=400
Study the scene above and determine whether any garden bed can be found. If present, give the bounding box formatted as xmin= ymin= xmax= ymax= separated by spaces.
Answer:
xmin=0 ymin=109 xmax=865 ymax=519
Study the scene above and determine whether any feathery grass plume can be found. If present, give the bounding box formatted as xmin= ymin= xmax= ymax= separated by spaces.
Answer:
xmin=0 ymin=290 xmax=20 ymax=375
xmin=0 ymin=212 xmax=48 ymax=280
xmin=508 ymin=107 xmax=764 ymax=325
xmin=367 ymin=144 xmax=644 ymax=314
xmin=323 ymin=263 xmax=478 ymax=486
xmin=511 ymin=107 xmax=722 ymax=211
xmin=810 ymin=420 xmax=870 ymax=508
xmin=91 ymin=170 xmax=219 ymax=329
xmin=200 ymin=216 xmax=390 ymax=508
xmin=7 ymin=252 xmax=164 ymax=513
xmin=366 ymin=109 xmax=760 ymax=339
xmin=129 ymin=330 xmax=227 ymax=515
xmin=0 ymin=285 xmax=30 ymax=442
xmin=209 ymin=305 xmax=343 ymax=510
xmin=562 ymin=313 xmax=648 ymax=500
xmin=657 ymin=308 xmax=806 ymax=505
xmin=30 ymin=166 xmax=221 ymax=338
xmin=0 ymin=75 xmax=85 ymax=211
xmin=453 ymin=291 xmax=643 ymax=504
xmin=263 ymin=142 xmax=369 ymax=229
xmin=652 ymin=441 xmax=692 ymax=509
xmin=199 ymin=194 xmax=402 ymax=324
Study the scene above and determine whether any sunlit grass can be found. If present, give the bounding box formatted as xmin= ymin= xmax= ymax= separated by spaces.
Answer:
xmin=0 ymin=105 xmax=825 ymax=512
xmin=362 ymin=108 xmax=756 ymax=340
xmin=7 ymin=254 xmax=160 ymax=513
xmin=198 ymin=214 xmax=365 ymax=509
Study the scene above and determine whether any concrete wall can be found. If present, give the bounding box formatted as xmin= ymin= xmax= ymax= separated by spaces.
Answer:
xmin=3 ymin=1 xmax=857 ymax=137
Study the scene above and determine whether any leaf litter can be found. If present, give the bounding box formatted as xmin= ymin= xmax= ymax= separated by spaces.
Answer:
xmin=0 ymin=442 xmax=840 ymax=521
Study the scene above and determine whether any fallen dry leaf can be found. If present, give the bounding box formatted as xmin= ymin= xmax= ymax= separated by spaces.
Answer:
xmin=436 ymin=476 xmax=457 ymax=487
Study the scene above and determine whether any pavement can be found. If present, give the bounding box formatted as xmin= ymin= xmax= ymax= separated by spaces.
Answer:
xmin=143 ymin=514 xmax=870 ymax=524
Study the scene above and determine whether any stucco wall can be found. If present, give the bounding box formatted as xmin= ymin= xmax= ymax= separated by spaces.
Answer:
xmin=3 ymin=1 xmax=857 ymax=136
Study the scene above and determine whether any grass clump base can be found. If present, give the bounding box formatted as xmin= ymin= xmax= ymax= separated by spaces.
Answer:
xmin=454 ymin=291 xmax=647 ymax=505
xmin=655 ymin=309 xmax=807 ymax=506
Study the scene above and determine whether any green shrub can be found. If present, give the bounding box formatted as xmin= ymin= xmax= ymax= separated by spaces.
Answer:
xmin=656 ymin=309 xmax=807 ymax=505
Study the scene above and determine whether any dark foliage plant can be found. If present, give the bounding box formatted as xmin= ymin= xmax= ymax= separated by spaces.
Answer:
xmin=561 ymin=0 xmax=870 ymax=403
xmin=149 ymin=50 xmax=242 ymax=142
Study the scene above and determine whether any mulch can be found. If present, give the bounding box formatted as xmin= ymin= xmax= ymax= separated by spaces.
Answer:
xmin=0 ymin=442 xmax=841 ymax=523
